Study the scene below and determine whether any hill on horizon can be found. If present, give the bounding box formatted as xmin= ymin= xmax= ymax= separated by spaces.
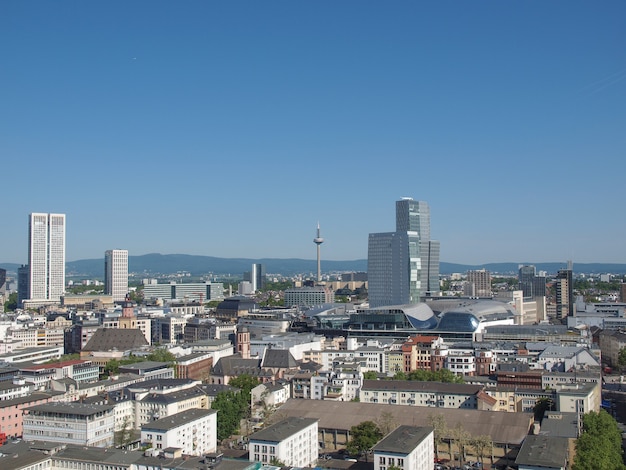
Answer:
xmin=3 ymin=253 xmax=626 ymax=279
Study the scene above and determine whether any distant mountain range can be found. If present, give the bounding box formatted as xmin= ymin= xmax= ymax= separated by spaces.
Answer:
xmin=3 ymin=253 xmax=626 ymax=279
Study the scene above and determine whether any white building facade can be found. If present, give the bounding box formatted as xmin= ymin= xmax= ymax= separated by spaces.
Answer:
xmin=23 ymin=402 xmax=115 ymax=447
xmin=249 ymin=417 xmax=319 ymax=467
xmin=104 ymin=249 xmax=129 ymax=302
xmin=373 ymin=425 xmax=434 ymax=470
xmin=141 ymin=408 xmax=217 ymax=455
xmin=28 ymin=213 xmax=66 ymax=302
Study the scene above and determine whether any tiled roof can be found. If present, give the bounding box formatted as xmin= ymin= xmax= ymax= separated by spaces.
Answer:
xmin=261 ymin=349 xmax=298 ymax=369
xmin=82 ymin=328 xmax=149 ymax=352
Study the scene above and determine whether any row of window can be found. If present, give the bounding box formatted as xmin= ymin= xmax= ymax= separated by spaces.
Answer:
xmin=379 ymin=456 xmax=404 ymax=466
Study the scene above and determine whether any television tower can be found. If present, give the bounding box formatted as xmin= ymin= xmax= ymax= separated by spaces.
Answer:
xmin=313 ymin=223 xmax=324 ymax=283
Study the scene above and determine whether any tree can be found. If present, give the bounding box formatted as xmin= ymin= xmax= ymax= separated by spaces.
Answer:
xmin=346 ymin=421 xmax=383 ymax=462
xmin=104 ymin=358 xmax=122 ymax=376
xmin=393 ymin=371 xmax=407 ymax=380
xmin=533 ymin=397 xmax=554 ymax=421
xmin=406 ymin=368 xmax=463 ymax=383
xmin=618 ymin=347 xmax=626 ymax=372
xmin=212 ymin=390 xmax=247 ymax=441
xmin=573 ymin=410 xmax=626 ymax=470
xmin=428 ymin=413 xmax=448 ymax=461
xmin=3 ymin=292 xmax=17 ymax=312
xmin=116 ymin=415 xmax=133 ymax=448
xmin=471 ymin=435 xmax=493 ymax=467
xmin=451 ymin=423 xmax=471 ymax=466
xmin=363 ymin=371 xmax=378 ymax=380
xmin=375 ymin=411 xmax=396 ymax=436
xmin=146 ymin=348 xmax=177 ymax=364
xmin=230 ymin=374 xmax=260 ymax=406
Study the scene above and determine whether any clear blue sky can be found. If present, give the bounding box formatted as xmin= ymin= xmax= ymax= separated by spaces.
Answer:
xmin=2 ymin=1 xmax=625 ymax=265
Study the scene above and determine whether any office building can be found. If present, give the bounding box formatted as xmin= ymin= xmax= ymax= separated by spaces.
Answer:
xmin=244 ymin=263 xmax=266 ymax=292
xmin=143 ymin=281 xmax=224 ymax=302
xmin=284 ymin=286 xmax=335 ymax=307
xmin=466 ymin=269 xmax=492 ymax=297
xmin=17 ymin=264 xmax=29 ymax=306
xmin=23 ymin=402 xmax=115 ymax=447
xmin=104 ymin=249 xmax=128 ymax=302
xmin=518 ymin=265 xmax=536 ymax=298
xmin=368 ymin=198 xmax=440 ymax=308
xmin=395 ymin=198 xmax=440 ymax=296
xmin=27 ymin=213 xmax=66 ymax=302
xmin=555 ymin=261 xmax=574 ymax=320
xmin=252 ymin=263 xmax=266 ymax=291
xmin=518 ymin=265 xmax=546 ymax=299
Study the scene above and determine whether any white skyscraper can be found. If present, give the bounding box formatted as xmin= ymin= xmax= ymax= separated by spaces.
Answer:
xmin=28 ymin=213 xmax=66 ymax=301
xmin=104 ymin=249 xmax=129 ymax=302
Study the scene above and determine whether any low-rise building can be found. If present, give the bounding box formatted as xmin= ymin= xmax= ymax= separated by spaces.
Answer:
xmin=118 ymin=361 xmax=174 ymax=380
xmin=23 ymin=402 xmax=115 ymax=447
xmin=359 ymin=379 xmax=484 ymax=409
xmin=0 ymin=392 xmax=54 ymax=438
xmin=248 ymin=417 xmax=319 ymax=467
xmin=140 ymin=408 xmax=217 ymax=455
xmin=176 ymin=352 xmax=213 ymax=381
xmin=0 ymin=377 xmax=32 ymax=400
xmin=373 ymin=425 xmax=434 ymax=470
xmin=131 ymin=379 xmax=209 ymax=426
xmin=515 ymin=435 xmax=569 ymax=470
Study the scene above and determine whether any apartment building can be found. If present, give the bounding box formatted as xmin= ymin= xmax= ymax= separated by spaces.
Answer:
xmin=359 ymin=379 xmax=483 ymax=409
xmin=0 ymin=392 xmax=54 ymax=439
xmin=248 ymin=417 xmax=319 ymax=467
xmin=141 ymin=408 xmax=217 ymax=455
xmin=373 ymin=425 xmax=434 ymax=470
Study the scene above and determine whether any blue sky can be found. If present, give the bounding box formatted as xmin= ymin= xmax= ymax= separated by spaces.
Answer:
xmin=2 ymin=1 xmax=625 ymax=265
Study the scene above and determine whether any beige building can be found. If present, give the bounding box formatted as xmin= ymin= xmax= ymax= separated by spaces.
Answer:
xmin=359 ymin=379 xmax=485 ymax=409
xmin=598 ymin=329 xmax=626 ymax=368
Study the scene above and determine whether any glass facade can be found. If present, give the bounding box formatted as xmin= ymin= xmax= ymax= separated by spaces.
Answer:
xmin=368 ymin=198 xmax=440 ymax=308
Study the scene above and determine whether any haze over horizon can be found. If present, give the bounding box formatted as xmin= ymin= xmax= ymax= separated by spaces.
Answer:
xmin=2 ymin=1 xmax=625 ymax=265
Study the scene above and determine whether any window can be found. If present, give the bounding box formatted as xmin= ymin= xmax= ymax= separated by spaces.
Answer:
xmin=379 ymin=457 xmax=386 ymax=465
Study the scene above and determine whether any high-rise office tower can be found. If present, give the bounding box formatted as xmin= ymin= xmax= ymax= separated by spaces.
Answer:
xmin=395 ymin=199 xmax=441 ymax=296
xmin=519 ymin=264 xmax=547 ymax=299
xmin=367 ymin=198 xmax=440 ymax=308
xmin=368 ymin=231 xmax=420 ymax=308
xmin=518 ymin=265 xmax=536 ymax=298
xmin=244 ymin=263 xmax=266 ymax=292
xmin=27 ymin=213 xmax=66 ymax=302
xmin=555 ymin=261 xmax=574 ymax=319
xmin=252 ymin=263 xmax=266 ymax=292
xmin=466 ymin=269 xmax=492 ymax=297
xmin=0 ymin=268 xmax=6 ymax=296
xmin=104 ymin=249 xmax=129 ymax=302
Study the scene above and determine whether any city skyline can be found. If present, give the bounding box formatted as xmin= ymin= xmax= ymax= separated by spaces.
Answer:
xmin=2 ymin=2 xmax=625 ymax=265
